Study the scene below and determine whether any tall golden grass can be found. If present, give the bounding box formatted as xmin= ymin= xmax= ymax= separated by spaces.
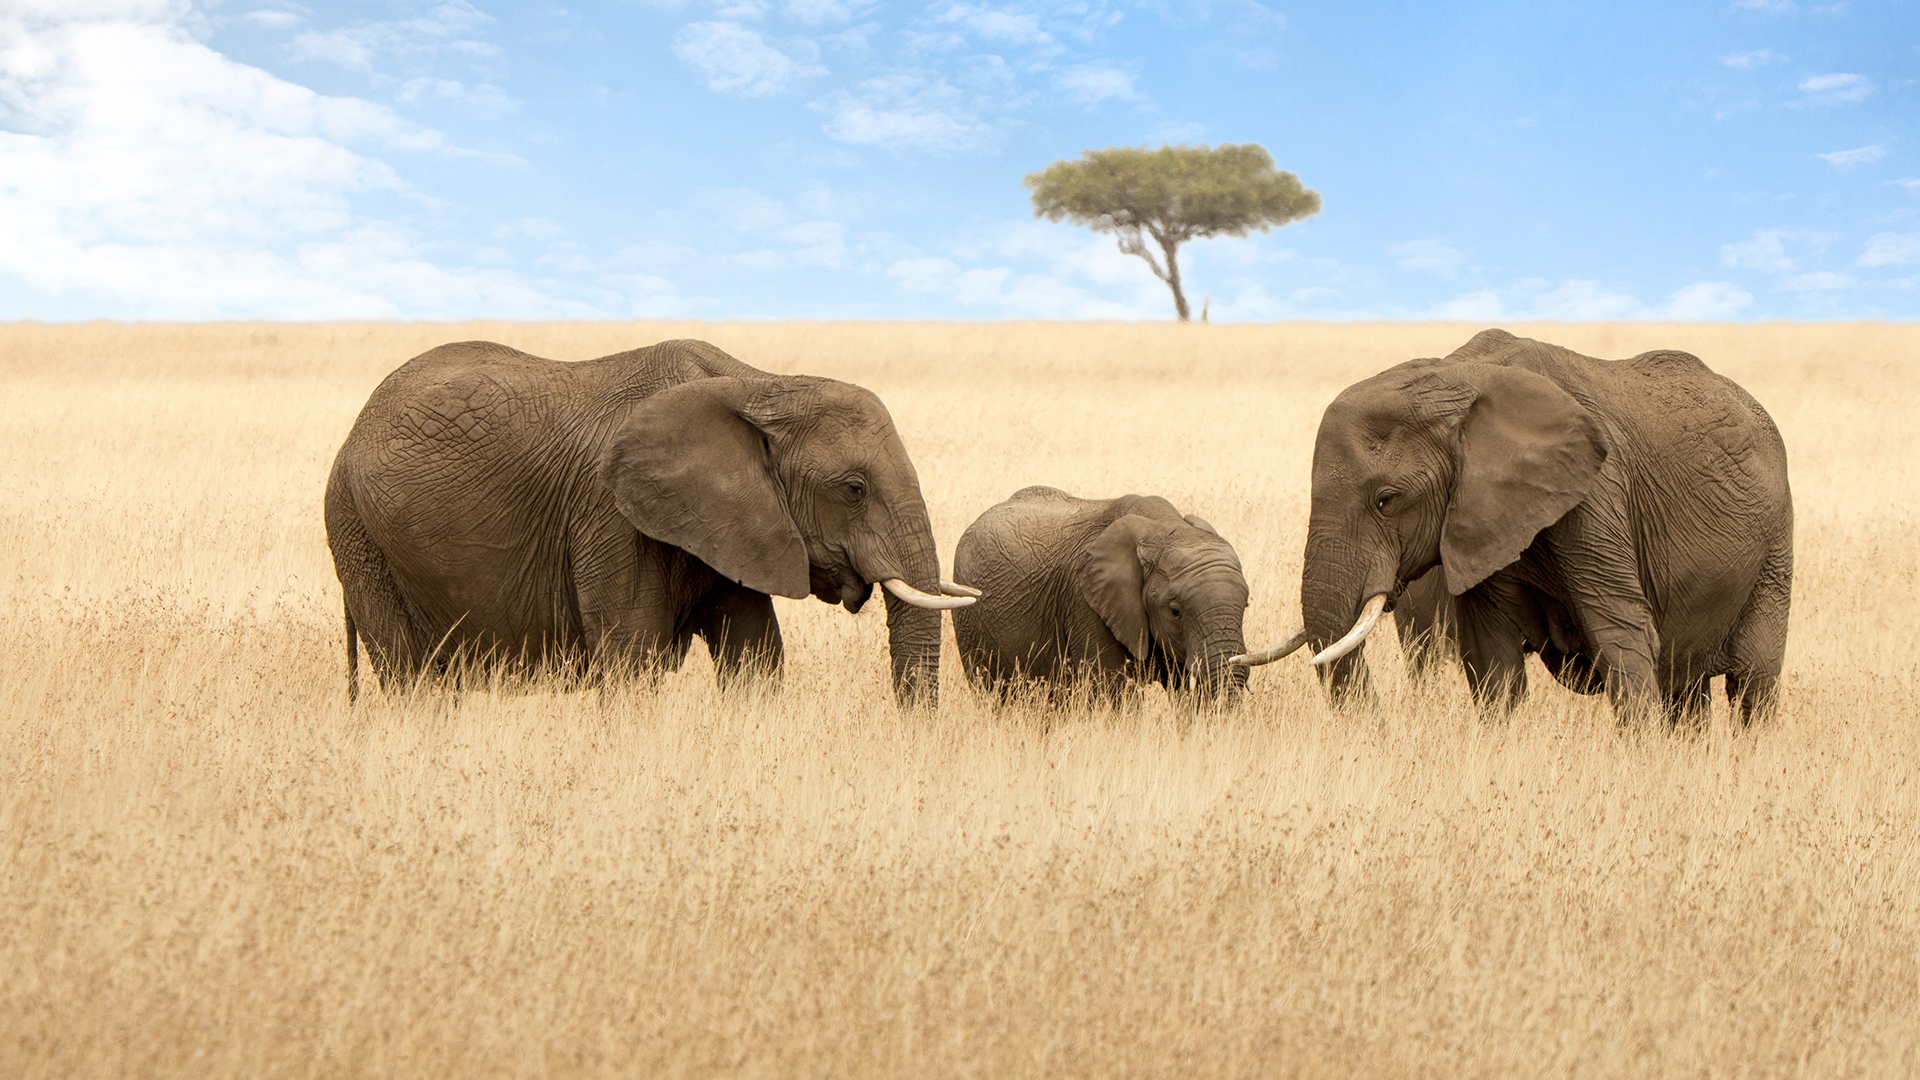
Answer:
xmin=1 ymin=320 xmax=1915 ymax=1078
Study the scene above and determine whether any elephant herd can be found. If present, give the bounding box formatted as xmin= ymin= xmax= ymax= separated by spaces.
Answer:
xmin=325 ymin=328 xmax=1793 ymax=728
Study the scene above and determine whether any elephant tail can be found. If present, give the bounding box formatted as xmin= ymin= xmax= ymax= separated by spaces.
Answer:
xmin=344 ymin=605 xmax=360 ymax=704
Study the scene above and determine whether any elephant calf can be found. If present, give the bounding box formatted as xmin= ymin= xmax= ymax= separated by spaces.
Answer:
xmin=952 ymin=487 xmax=1252 ymax=702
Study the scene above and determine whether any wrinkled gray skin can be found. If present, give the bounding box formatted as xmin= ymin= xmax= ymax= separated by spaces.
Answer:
xmin=325 ymin=339 xmax=948 ymax=703
xmin=952 ymin=487 xmax=1251 ymax=702
xmin=1296 ymin=329 xmax=1792 ymax=727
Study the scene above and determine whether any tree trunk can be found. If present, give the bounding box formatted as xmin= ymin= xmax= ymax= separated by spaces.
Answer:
xmin=1158 ymin=233 xmax=1190 ymax=322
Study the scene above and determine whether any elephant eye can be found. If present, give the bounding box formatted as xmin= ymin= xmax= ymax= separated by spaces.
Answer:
xmin=1374 ymin=490 xmax=1397 ymax=512
xmin=843 ymin=476 xmax=867 ymax=501
xmin=1168 ymin=601 xmax=1183 ymax=619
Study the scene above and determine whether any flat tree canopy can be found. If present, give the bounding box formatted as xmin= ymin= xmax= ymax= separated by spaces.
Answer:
xmin=1025 ymin=143 xmax=1320 ymax=321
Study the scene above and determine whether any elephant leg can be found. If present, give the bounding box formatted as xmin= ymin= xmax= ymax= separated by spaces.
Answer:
xmin=325 ymin=493 xmax=425 ymax=697
xmin=696 ymin=581 xmax=784 ymax=687
xmin=1455 ymin=582 xmax=1529 ymax=714
xmin=1726 ymin=671 xmax=1779 ymax=728
xmin=1722 ymin=541 xmax=1792 ymax=727
xmin=1663 ymin=676 xmax=1713 ymax=733
xmin=572 ymin=521 xmax=686 ymax=682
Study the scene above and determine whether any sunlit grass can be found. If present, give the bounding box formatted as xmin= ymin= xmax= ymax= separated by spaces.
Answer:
xmin=2 ymin=320 xmax=1916 ymax=1077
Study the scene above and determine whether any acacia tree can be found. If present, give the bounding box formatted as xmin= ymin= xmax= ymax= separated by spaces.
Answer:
xmin=1025 ymin=143 xmax=1320 ymax=321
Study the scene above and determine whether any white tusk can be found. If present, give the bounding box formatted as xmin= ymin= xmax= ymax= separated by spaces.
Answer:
xmin=1310 ymin=594 xmax=1388 ymax=667
xmin=882 ymin=578 xmax=976 ymax=610
xmin=939 ymin=579 xmax=983 ymax=598
xmin=1229 ymin=629 xmax=1309 ymax=667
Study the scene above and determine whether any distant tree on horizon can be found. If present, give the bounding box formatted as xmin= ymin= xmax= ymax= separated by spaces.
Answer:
xmin=1024 ymin=143 xmax=1321 ymax=322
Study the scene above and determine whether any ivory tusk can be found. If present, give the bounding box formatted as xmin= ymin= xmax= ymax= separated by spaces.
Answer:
xmin=939 ymin=579 xmax=983 ymax=598
xmin=882 ymin=578 xmax=976 ymax=610
xmin=1229 ymin=629 xmax=1309 ymax=668
xmin=1310 ymin=594 xmax=1388 ymax=667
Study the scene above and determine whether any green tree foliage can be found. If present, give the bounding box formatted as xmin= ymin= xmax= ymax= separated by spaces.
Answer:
xmin=1025 ymin=143 xmax=1321 ymax=321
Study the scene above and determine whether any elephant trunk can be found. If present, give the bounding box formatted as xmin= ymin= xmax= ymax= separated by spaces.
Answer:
xmin=1178 ymin=615 xmax=1249 ymax=704
xmin=1301 ymin=528 xmax=1394 ymax=705
xmin=871 ymin=509 xmax=945 ymax=706
xmin=883 ymin=574 xmax=942 ymax=706
xmin=1202 ymin=621 xmax=1251 ymax=703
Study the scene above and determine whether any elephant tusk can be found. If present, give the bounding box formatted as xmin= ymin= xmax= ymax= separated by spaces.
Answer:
xmin=1310 ymin=594 xmax=1388 ymax=667
xmin=939 ymin=579 xmax=983 ymax=598
xmin=1229 ymin=629 xmax=1309 ymax=667
xmin=882 ymin=578 xmax=976 ymax=610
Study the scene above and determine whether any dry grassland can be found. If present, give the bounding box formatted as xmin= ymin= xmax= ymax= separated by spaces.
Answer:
xmin=2 ymin=319 xmax=1916 ymax=1078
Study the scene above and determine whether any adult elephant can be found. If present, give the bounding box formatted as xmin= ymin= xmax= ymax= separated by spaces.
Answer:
xmin=324 ymin=338 xmax=974 ymax=703
xmin=1236 ymin=329 xmax=1792 ymax=726
xmin=952 ymin=487 xmax=1252 ymax=702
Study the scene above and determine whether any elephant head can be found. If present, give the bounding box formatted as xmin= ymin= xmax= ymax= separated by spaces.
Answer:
xmin=1077 ymin=511 xmax=1251 ymax=701
xmin=1237 ymin=354 xmax=1605 ymax=701
xmin=601 ymin=374 xmax=967 ymax=701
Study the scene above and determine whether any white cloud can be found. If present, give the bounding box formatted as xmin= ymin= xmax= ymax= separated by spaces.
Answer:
xmin=1892 ymin=178 xmax=1920 ymax=193
xmin=813 ymin=75 xmax=995 ymax=152
xmin=1860 ymin=232 xmax=1920 ymax=267
xmin=1530 ymin=280 xmax=1642 ymax=319
xmin=1797 ymin=72 xmax=1874 ymax=104
xmin=673 ymin=22 xmax=825 ymax=97
xmin=493 ymin=217 xmax=566 ymax=240
xmin=289 ymin=28 xmax=373 ymax=67
xmin=1731 ymin=0 xmax=1797 ymax=11
xmin=1816 ymin=144 xmax=1885 ymax=168
xmin=1662 ymin=281 xmax=1753 ymax=319
xmin=286 ymin=1 xmax=499 ymax=73
xmin=0 ymin=4 xmax=566 ymax=319
xmin=1388 ymin=238 xmax=1464 ymax=278
xmin=1428 ymin=279 xmax=1643 ymax=320
xmin=936 ymin=3 xmax=1051 ymax=46
xmin=1720 ymin=229 xmax=1796 ymax=271
xmin=1721 ymin=48 xmax=1783 ymax=68
xmin=693 ymin=187 xmax=795 ymax=232
xmin=396 ymin=77 xmax=514 ymax=113
xmin=1781 ymin=271 xmax=1852 ymax=293
xmin=1430 ymin=289 xmax=1507 ymax=320
xmin=242 ymin=10 xmax=303 ymax=31
xmin=783 ymin=0 xmax=872 ymax=25
xmin=1056 ymin=63 xmax=1135 ymax=104
xmin=595 ymin=272 xmax=700 ymax=318
xmin=884 ymin=221 xmax=1174 ymax=318
xmin=948 ymin=265 xmax=1145 ymax=317
xmin=711 ymin=0 xmax=771 ymax=18
xmin=887 ymin=255 xmax=961 ymax=293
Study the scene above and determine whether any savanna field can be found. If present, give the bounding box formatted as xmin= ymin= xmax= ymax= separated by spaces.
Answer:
xmin=2 ymin=320 xmax=1916 ymax=1078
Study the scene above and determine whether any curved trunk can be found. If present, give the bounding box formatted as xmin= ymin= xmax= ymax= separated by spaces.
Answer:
xmin=1203 ymin=622 xmax=1250 ymax=701
xmin=1182 ymin=616 xmax=1249 ymax=703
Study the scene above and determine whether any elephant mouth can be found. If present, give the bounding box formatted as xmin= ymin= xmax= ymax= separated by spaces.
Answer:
xmin=810 ymin=564 xmax=872 ymax=613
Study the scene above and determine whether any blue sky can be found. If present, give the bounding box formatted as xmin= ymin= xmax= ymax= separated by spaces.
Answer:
xmin=1 ymin=0 xmax=1914 ymax=321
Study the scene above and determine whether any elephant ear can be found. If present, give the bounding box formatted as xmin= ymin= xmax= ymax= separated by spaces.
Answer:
xmin=600 ymin=377 xmax=812 ymax=599
xmin=1074 ymin=515 xmax=1154 ymax=662
xmin=1440 ymin=363 xmax=1607 ymax=595
xmin=1183 ymin=513 xmax=1219 ymax=535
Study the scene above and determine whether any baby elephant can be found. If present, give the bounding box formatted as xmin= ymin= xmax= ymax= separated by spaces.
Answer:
xmin=952 ymin=486 xmax=1252 ymax=702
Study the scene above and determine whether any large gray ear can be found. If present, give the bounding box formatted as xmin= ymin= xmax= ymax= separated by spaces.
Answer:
xmin=600 ymin=377 xmax=811 ymax=599
xmin=1074 ymin=515 xmax=1153 ymax=662
xmin=1440 ymin=363 xmax=1607 ymax=594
